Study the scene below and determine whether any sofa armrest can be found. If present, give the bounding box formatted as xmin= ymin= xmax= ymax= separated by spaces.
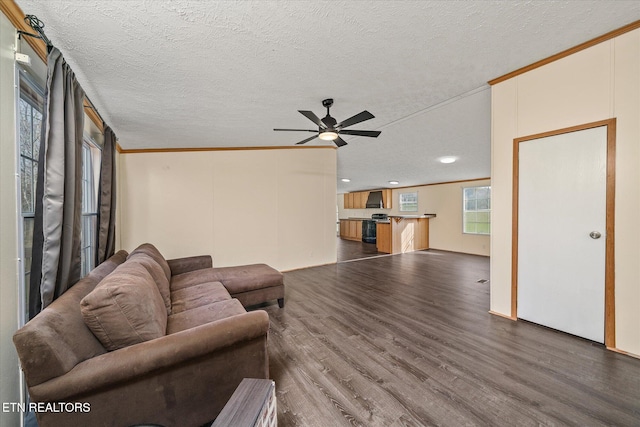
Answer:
xmin=28 ymin=310 xmax=269 ymax=402
xmin=167 ymin=255 xmax=213 ymax=275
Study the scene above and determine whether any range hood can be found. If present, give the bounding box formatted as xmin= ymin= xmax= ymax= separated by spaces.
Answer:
xmin=365 ymin=191 xmax=383 ymax=208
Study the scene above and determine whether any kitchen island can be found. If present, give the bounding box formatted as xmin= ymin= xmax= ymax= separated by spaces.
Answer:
xmin=376 ymin=214 xmax=436 ymax=254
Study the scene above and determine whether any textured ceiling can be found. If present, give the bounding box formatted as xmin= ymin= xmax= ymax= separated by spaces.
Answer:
xmin=15 ymin=1 xmax=640 ymax=192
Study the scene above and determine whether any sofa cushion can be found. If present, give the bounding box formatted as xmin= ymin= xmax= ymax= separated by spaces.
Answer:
xmin=128 ymin=243 xmax=171 ymax=283
xmin=12 ymin=250 xmax=128 ymax=387
xmin=170 ymin=281 xmax=231 ymax=314
xmin=128 ymin=252 xmax=172 ymax=315
xmin=210 ymin=264 xmax=284 ymax=294
xmin=171 ymin=264 xmax=283 ymax=294
xmin=80 ymin=262 xmax=167 ymax=351
xmin=166 ymin=299 xmax=246 ymax=334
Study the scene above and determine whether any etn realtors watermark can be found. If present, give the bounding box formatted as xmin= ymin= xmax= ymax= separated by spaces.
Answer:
xmin=3 ymin=402 xmax=90 ymax=413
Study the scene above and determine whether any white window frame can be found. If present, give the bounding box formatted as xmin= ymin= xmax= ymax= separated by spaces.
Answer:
xmin=462 ymin=185 xmax=491 ymax=235
xmin=81 ymin=137 xmax=102 ymax=277
xmin=399 ymin=191 xmax=418 ymax=212
xmin=17 ymin=68 xmax=44 ymax=325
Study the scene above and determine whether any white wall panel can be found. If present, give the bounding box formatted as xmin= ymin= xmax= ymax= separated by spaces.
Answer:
xmin=490 ymin=79 xmax=518 ymax=316
xmin=517 ymin=42 xmax=612 ymax=136
xmin=611 ymin=30 xmax=640 ymax=354
xmin=0 ymin=13 xmax=21 ymax=427
xmin=119 ymin=148 xmax=336 ymax=271
xmin=491 ymin=28 xmax=640 ymax=355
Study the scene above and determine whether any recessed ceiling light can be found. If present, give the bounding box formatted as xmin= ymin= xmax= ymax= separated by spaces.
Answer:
xmin=439 ymin=156 xmax=457 ymax=164
xmin=389 ymin=180 xmax=399 ymax=185
xmin=341 ymin=178 xmax=351 ymax=182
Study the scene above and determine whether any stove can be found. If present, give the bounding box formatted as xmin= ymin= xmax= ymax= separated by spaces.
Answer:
xmin=362 ymin=214 xmax=389 ymax=244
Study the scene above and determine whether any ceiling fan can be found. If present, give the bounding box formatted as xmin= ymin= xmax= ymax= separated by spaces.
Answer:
xmin=274 ymin=98 xmax=381 ymax=147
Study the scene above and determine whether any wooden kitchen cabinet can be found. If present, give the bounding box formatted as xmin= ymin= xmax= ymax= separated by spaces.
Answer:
xmin=348 ymin=220 xmax=357 ymax=238
xmin=344 ymin=193 xmax=354 ymax=209
xmin=382 ymin=189 xmax=392 ymax=209
xmin=339 ymin=219 xmax=363 ymax=241
xmin=344 ymin=189 xmax=391 ymax=210
xmin=359 ymin=191 xmax=369 ymax=209
xmin=376 ymin=222 xmax=391 ymax=253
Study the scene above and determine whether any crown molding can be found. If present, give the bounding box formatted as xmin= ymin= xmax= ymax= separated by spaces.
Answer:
xmin=489 ymin=20 xmax=640 ymax=85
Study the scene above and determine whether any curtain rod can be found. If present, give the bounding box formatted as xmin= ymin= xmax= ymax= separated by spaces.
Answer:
xmin=18 ymin=14 xmax=108 ymax=131
xmin=17 ymin=15 xmax=52 ymax=48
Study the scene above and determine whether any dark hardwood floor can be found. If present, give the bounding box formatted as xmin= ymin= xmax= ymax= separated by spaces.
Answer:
xmin=258 ymin=250 xmax=640 ymax=426
xmin=337 ymin=237 xmax=386 ymax=262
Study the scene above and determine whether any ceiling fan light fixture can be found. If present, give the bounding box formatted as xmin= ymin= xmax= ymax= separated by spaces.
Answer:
xmin=275 ymin=100 xmax=378 ymax=147
xmin=319 ymin=131 xmax=339 ymax=141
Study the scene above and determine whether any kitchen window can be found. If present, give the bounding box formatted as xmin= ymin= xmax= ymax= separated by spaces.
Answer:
xmin=463 ymin=186 xmax=491 ymax=235
xmin=399 ymin=191 xmax=418 ymax=212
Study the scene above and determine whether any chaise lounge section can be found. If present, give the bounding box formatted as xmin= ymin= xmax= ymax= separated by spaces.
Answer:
xmin=171 ymin=262 xmax=285 ymax=308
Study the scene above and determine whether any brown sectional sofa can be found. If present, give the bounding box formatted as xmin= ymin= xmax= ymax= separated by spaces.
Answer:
xmin=13 ymin=243 xmax=285 ymax=427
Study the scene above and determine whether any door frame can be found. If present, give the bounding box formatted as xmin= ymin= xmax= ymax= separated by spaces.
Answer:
xmin=511 ymin=119 xmax=616 ymax=348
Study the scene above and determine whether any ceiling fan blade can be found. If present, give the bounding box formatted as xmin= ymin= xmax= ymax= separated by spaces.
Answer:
xmin=334 ymin=136 xmax=348 ymax=147
xmin=274 ymin=129 xmax=317 ymax=132
xmin=339 ymin=129 xmax=381 ymax=138
xmin=295 ymin=134 xmax=320 ymax=145
xmin=336 ymin=111 xmax=374 ymax=130
xmin=298 ymin=110 xmax=327 ymax=129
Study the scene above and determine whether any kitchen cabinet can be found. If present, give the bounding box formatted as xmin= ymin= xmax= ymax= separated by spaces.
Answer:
xmin=340 ymin=220 xmax=347 ymax=237
xmin=339 ymin=219 xmax=363 ymax=241
xmin=344 ymin=191 xmax=368 ymax=209
xmin=382 ymin=189 xmax=392 ymax=209
xmin=344 ymin=193 xmax=354 ymax=209
xmin=359 ymin=191 xmax=369 ymax=209
xmin=376 ymin=222 xmax=391 ymax=253
xmin=344 ymin=189 xmax=391 ymax=209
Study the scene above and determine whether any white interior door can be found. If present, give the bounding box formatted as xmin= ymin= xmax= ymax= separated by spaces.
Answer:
xmin=517 ymin=126 xmax=607 ymax=343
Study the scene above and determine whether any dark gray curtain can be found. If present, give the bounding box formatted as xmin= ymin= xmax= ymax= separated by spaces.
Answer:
xmin=29 ymin=47 xmax=85 ymax=315
xmin=96 ymin=125 xmax=117 ymax=264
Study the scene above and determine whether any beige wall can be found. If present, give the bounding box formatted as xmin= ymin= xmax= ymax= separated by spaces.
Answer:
xmin=0 ymin=13 xmax=21 ymax=426
xmin=118 ymin=148 xmax=337 ymax=271
xmin=338 ymin=178 xmax=491 ymax=256
xmin=491 ymin=29 xmax=640 ymax=355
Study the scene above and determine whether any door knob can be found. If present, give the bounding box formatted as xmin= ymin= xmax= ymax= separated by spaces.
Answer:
xmin=589 ymin=231 xmax=602 ymax=239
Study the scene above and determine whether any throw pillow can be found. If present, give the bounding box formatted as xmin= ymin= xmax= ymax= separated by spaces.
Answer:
xmin=128 ymin=243 xmax=171 ymax=282
xmin=127 ymin=252 xmax=172 ymax=315
xmin=80 ymin=261 xmax=167 ymax=351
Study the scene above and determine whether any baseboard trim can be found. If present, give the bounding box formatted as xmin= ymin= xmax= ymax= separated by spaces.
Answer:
xmin=488 ymin=310 xmax=516 ymax=321
xmin=607 ymin=346 xmax=640 ymax=360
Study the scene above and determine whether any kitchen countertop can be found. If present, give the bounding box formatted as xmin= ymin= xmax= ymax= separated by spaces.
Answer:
xmin=341 ymin=214 xmax=436 ymax=221
xmin=388 ymin=214 xmax=437 ymax=219
xmin=341 ymin=215 xmax=436 ymax=223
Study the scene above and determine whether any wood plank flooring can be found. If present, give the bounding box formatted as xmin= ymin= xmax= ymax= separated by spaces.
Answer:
xmin=336 ymin=236 xmax=385 ymax=262
xmin=258 ymin=250 xmax=640 ymax=426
